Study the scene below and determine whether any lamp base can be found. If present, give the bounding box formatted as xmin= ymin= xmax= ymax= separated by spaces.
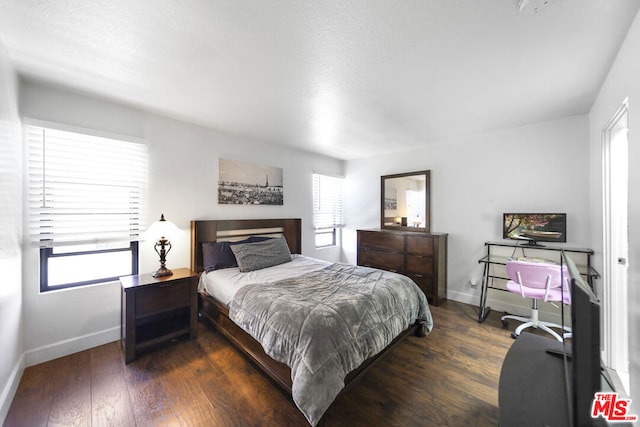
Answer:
xmin=152 ymin=267 xmax=173 ymax=278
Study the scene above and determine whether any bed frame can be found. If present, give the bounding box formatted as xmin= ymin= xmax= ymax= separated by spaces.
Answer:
xmin=191 ymin=218 xmax=425 ymax=396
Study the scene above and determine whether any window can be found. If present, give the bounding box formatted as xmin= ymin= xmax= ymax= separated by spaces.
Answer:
xmin=312 ymin=173 xmax=343 ymax=248
xmin=27 ymin=124 xmax=148 ymax=291
xmin=406 ymin=189 xmax=426 ymax=227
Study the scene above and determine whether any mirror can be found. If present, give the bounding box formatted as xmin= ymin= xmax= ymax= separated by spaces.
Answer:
xmin=381 ymin=170 xmax=430 ymax=232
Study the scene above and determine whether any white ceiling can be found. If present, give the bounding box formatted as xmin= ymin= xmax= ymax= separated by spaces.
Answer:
xmin=1 ymin=0 xmax=638 ymax=160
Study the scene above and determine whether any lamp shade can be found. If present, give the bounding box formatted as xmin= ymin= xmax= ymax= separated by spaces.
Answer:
xmin=146 ymin=214 xmax=179 ymax=240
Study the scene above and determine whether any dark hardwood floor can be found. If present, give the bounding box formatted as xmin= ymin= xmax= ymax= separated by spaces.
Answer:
xmin=5 ymin=300 xmax=518 ymax=427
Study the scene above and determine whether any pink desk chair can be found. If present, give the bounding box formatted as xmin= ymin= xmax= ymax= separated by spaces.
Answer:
xmin=501 ymin=259 xmax=572 ymax=342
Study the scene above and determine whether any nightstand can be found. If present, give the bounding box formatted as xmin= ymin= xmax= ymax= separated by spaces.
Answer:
xmin=120 ymin=268 xmax=199 ymax=364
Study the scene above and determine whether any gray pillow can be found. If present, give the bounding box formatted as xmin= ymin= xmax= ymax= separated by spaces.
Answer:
xmin=202 ymin=236 xmax=273 ymax=272
xmin=230 ymin=237 xmax=292 ymax=272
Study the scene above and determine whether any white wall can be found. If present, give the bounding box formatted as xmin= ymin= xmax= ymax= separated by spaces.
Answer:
xmin=589 ymin=10 xmax=640 ymax=414
xmin=19 ymin=79 xmax=344 ymax=366
xmin=0 ymin=40 xmax=23 ymax=422
xmin=344 ymin=115 xmax=592 ymax=317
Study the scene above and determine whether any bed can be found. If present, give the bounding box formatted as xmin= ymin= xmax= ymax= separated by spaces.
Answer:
xmin=190 ymin=218 xmax=433 ymax=425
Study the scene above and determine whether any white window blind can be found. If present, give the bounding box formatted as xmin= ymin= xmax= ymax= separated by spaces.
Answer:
xmin=312 ymin=173 xmax=343 ymax=229
xmin=27 ymin=125 xmax=148 ymax=247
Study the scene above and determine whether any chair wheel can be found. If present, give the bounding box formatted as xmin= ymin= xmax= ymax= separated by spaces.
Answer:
xmin=501 ymin=319 xmax=509 ymax=328
xmin=511 ymin=332 xmax=519 ymax=339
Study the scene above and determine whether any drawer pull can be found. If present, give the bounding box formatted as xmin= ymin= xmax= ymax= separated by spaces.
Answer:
xmin=159 ymin=282 xmax=175 ymax=288
xmin=414 ymin=274 xmax=424 ymax=278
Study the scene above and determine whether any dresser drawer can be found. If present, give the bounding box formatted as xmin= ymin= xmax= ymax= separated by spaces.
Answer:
xmin=135 ymin=279 xmax=191 ymax=316
xmin=409 ymin=274 xmax=434 ymax=300
xmin=358 ymin=231 xmax=405 ymax=252
xmin=406 ymin=235 xmax=434 ymax=255
xmin=406 ymin=255 xmax=434 ymax=276
xmin=358 ymin=250 xmax=405 ymax=272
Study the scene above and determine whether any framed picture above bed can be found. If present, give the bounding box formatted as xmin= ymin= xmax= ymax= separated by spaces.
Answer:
xmin=218 ymin=158 xmax=284 ymax=205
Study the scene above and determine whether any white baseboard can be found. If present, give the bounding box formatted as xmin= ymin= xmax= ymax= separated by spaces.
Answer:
xmin=0 ymin=354 xmax=25 ymax=425
xmin=24 ymin=326 xmax=121 ymax=367
xmin=446 ymin=289 xmax=479 ymax=306
xmin=446 ymin=290 xmax=568 ymax=326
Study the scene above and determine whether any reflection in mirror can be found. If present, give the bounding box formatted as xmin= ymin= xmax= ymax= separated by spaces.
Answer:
xmin=381 ymin=170 xmax=430 ymax=232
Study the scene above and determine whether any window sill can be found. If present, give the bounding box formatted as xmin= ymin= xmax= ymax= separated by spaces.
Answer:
xmin=40 ymin=279 xmax=121 ymax=294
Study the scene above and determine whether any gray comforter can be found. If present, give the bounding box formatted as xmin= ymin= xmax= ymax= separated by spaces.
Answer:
xmin=229 ymin=262 xmax=433 ymax=425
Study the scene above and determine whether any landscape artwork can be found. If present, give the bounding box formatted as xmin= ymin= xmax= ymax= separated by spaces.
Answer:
xmin=384 ymin=186 xmax=397 ymax=211
xmin=218 ymin=158 xmax=284 ymax=205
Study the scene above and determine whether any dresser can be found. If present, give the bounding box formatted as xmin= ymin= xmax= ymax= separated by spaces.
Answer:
xmin=357 ymin=229 xmax=448 ymax=306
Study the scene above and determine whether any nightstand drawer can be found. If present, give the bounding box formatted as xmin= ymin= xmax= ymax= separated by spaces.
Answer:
xmin=135 ymin=279 xmax=191 ymax=316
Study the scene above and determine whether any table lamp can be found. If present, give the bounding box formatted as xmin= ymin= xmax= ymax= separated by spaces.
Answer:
xmin=147 ymin=214 xmax=178 ymax=277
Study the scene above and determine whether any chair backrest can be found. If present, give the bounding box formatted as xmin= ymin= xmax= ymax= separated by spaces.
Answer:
xmin=506 ymin=259 xmax=570 ymax=290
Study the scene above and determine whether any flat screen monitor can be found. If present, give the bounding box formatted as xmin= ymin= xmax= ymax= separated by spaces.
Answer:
xmin=503 ymin=213 xmax=567 ymax=246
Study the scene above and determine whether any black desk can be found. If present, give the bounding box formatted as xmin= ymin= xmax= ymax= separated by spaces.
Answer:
xmin=499 ymin=332 xmax=571 ymax=426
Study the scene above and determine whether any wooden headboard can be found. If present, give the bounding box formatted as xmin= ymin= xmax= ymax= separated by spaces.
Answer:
xmin=190 ymin=218 xmax=302 ymax=273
